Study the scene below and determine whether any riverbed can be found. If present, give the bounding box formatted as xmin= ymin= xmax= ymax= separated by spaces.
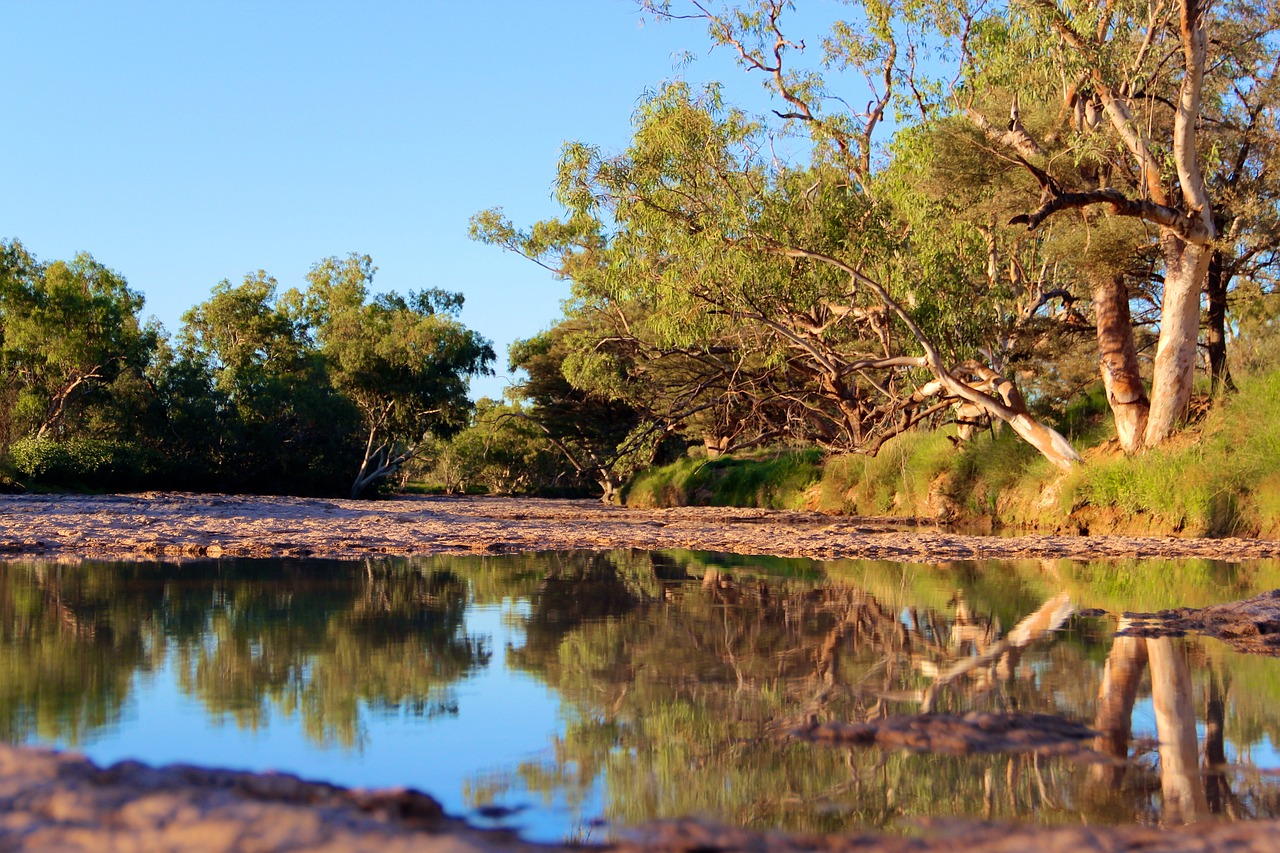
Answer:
xmin=3 ymin=493 xmax=1280 ymax=851
xmin=3 ymin=493 xmax=1280 ymax=563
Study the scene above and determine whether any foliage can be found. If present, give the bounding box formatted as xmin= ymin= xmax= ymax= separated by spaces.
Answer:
xmin=8 ymin=436 xmax=160 ymax=491
xmin=0 ymin=243 xmax=491 ymax=498
xmin=423 ymin=398 xmax=574 ymax=496
xmin=0 ymin=241 xmax=158 ymax=450
xmin=288 ymin=254 xmax=495 ymax=497
xmin=625 ymin=447 xmax=822 ymax=510
xmin=503 ymin=325 xmax=664 ymax=502
xmin=623 ymin=364 xmax=1280 ymax=538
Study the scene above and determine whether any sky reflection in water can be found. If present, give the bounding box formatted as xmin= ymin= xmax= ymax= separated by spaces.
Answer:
xmin=3 ymin=551 xmax=1280 ymax=842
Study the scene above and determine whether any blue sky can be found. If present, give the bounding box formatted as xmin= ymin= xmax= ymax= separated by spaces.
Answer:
xmin=1 ymin=1 xmax=824 ymax=399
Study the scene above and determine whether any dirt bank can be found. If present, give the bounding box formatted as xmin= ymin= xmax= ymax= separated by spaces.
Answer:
xmin=4 ymin=743 xmax=1280 ymax=852
xmin=2 ymin=492 xmax=1279 ymax=563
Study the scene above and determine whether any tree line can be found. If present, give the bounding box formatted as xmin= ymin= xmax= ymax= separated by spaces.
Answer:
xmin=6 ymin=0 xmax=1279 ymax=503
xmin=0 ymin=245 xmax=493 ymax=497
xmin=461 ymin=0 xmax=1280 ymax=499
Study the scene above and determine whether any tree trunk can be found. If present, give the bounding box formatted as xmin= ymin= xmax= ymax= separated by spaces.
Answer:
xmin=704 ymin=432 xmax=731 ymax=459
xmin=1148 ymin=637 xmax=1209 ymax=824
xmin=1092 ymin=275 xmax=1150 ymax=452
xmin=598 ymin=473 xmax=622 ymax=505
xmin=1203 ymin=669 xmax=1228 ymax=815
xmin=1092 ymin=630 xmax=1148 ymax=786
xmin=1145 ymin=237 xmax=1212 ymax=447
xmin=950 ymin=364 xmax=1082 ymax=471
xmin=1205 ymin=250 xmax=1235 ymax=396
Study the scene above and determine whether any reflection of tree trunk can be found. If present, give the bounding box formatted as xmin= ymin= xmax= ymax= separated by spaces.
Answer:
xmin=1203 ymin=670 xmax=1228 ymax=815
xmin=1092 ymin=632 xmax=1148 ymax=786
xmin=1148 ymin=637 xmax=1208 ymax=824
xmin=1092 ymin=275 xmax=1149 ymax=452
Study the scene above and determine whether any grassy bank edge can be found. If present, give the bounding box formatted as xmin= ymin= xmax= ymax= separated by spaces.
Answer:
xmin=625 ymin=372 xmax=1280 ymax=539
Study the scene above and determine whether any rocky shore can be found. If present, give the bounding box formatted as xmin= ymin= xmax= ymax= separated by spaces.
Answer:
xmin=4 ymin=743 xmax=1280 ymax=852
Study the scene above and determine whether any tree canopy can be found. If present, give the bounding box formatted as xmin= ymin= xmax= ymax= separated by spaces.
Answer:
xmin=0 ymin=243 xmax=493 ymax=497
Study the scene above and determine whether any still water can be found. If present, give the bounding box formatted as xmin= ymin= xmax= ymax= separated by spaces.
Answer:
xmin=4 ymin=551 xmax=1280 ymax=842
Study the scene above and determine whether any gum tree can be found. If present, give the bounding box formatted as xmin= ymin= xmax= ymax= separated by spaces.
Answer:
xmin=476 ymin=83 xmax=1082 ymax=469
xmin=290 ymin=255 xmax=495 ymax=498
xmin=0 ymin=243 xmax=156 ymax=444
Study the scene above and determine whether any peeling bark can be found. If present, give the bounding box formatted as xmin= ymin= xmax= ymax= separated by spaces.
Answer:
xmin=1092 ymin=276 xmax=1149 ymax=451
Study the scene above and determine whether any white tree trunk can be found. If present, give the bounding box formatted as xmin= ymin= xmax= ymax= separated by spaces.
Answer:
xmin=1144 ymin=238 xmax=1212 ymax=447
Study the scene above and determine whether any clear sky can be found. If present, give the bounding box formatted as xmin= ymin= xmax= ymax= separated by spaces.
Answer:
xmin=1 ymin=1 xmax=824 ymax=399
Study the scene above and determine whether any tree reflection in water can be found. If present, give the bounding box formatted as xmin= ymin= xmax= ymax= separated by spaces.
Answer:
xmin=468 ymin=551 xmax=1280 ymax=834
xmin=2 ymin=552 xmax=1280 ymax=837
xmin=0 ymin=559 xmax=489 ymax=748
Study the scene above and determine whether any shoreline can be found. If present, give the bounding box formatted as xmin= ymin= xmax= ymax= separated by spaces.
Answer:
xmin=1 ymin=492 xmax=1279 ymax=564
xmin=2 ymin=742 xmax=1279 ymax=852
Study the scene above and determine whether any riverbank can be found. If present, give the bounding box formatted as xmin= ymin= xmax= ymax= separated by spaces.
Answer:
xmin=3 ymin=742 xmax=1280 ymax=852
xmin=3 ymin=492 xmax=1280 ymax=563
xmin=5 ymin=493 xmax=1280 ymax=851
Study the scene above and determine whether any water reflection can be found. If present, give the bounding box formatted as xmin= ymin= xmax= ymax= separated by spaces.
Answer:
xmin=0 ymin=560 xmax=489 ymax=748
xmin=3 ymin=551 xmax=1280 ymax=840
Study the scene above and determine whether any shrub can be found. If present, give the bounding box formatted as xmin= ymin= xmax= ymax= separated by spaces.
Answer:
xmin=9 ymin=436 xmax=160 ymax=491
xmin=625 ymin=447 xmax=822 ymax=510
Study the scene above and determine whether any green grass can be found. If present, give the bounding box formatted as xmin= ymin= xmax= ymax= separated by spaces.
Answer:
xmin=814 ymin=430 xmax=954 ymax=516
xmin=623 ymin=369 xmax=1280 ymax=537
xmin=1066 ymin=370 xmax=1280 ymax=536
xmin=624 ymin=447 xmax=822 ymax=510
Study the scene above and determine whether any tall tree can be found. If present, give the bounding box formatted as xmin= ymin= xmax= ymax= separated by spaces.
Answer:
xmin=476 ymin=84 xmax=1082 ymax=469
xmin=290 ymin=255 xmax=495 ymax=498
xmin=506 ymin=325 xmax=657 ymax=503
xmin=179 ymin=272 xmax=360 ymax=494
xmin=0 ymin=243 xmax=157 ymax=445
xmin=976 ymin=0 xmax=1279 ymax=445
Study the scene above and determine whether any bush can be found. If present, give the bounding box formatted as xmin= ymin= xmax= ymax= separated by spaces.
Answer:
xmin=625 ymin=447 xmax=822 ymax=510
xmin=9 ymin=436 xmax=161 ymax=491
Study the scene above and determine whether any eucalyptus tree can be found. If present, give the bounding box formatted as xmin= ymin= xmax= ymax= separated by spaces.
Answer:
xmin=506 ymin=324 xmax=659 ymax=503
xmin=961 ymin=0 xmax=1280 ymax=445
xmin=645 ymin=0 xmax=1280 ymax=455
xmin=429 ymin=397 xmax=569 ymax=496
xmin=178 ymin=271 xmax=358 ymax=493
xmin=0 ymin=242 xmax=157 ymax=446
xmin=289 ymin=254 xmax=495 ymax=498
xmin=476 ymin=83 xmax=1082 ymax=469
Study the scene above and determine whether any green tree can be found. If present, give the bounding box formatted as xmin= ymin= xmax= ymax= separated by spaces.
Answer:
xmin=429 ymin=397 xmax=569 ymax=495
xmin=289 ymin=254 xmax=495 ymax=498
xmin=0 ymin=242 xmax=157 ymax=446
xmin=178 ymin=272 xmax=361 ymax=494
xmin=957 ymin=0 xmax=1280 ymax=445
xmin=477 ymin=82 xmax=1082 ymax=470
xmin=506 ymin=325 xmax=661 ymax=503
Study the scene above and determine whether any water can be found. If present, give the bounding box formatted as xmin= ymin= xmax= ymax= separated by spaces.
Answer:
xmin=4 ymin=550 xmax=1280 ymax=842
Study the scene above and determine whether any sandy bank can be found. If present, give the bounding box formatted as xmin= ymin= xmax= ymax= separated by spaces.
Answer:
xmin=2 ymin=493 xmax=1279 ymax=563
